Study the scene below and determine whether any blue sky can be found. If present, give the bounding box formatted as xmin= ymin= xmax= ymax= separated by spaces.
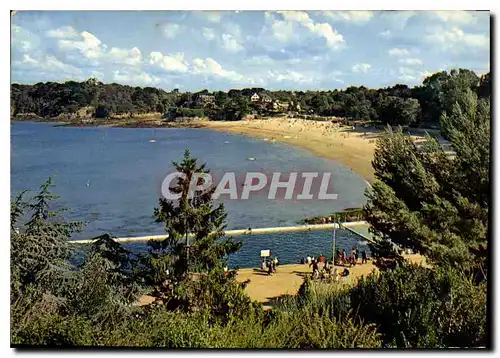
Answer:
xmin=11 ymin=10 xmax=490 ymax=91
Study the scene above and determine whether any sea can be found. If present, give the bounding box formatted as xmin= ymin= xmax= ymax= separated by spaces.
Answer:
xmin=11 ymin=121 xmax=371 ymax=268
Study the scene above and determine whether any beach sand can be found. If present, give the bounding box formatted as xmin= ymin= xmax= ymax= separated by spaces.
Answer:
xmin=235 ymin=254 xmax=427 ymax=309
xmin=200 ymin=118 xmax=381 ymax=183
xmin=137 ymin=254 xmax=428 ymax=309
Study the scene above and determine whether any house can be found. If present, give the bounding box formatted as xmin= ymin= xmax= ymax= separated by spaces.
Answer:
xmin=272 ymin=100 xmax=290 ymax=111
xmin=250 ymin=93 xmax=260 ymax=102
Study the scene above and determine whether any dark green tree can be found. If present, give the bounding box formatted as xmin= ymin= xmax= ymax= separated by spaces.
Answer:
xmin=142 ymin=150 xmax=243 ymax=305
xmin=364 ymin=89 xmax=489 ymax=275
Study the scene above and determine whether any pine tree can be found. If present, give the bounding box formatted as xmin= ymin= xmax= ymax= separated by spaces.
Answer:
xmin=142 ymin=149 xmax=242 ymax=300
xmin=364 ymin=89 xmax=489 ymax=276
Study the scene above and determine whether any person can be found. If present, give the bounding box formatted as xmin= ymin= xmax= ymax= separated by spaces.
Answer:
xmin=272 ymin=256 xmax=278 ymax=273
xmin=354 ymin=248 xmax=359 ymax=263
xmin=306 ymin=255 xmax=312 ymax=265
xmin=362 ymin=250 xmax=367 ymax=264
xmin=335 ymin=249 xmax=341 ymax=265
xmin=261 ymin=259 xmax=267 ymax=271
xmin=350 ymin=247 xmax=357 ymax=266
xmin=300 ymin=257 xmax=305 ymax=264
xmin=341 ymin=249 xmax=347 ymax=265
xmin=318 ymin=254 xmax=325 ymax=263
xmin=310 ymin=259 xmax=319 ymax=279
xmin=324 ymin=260 xmax=330 ymax=272
xmin=267 ymin=260 xmax=273 ymax=276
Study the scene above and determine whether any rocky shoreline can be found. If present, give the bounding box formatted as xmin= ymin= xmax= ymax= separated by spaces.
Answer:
xmin=303 ymin=208 xmax=364 ymax=225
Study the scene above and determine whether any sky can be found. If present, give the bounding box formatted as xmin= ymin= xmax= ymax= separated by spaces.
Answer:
xmin=10 ymin=10 xmax=490 ymax=91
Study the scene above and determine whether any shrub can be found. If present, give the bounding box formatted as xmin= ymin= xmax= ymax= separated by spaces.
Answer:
xmin=350 ymin=262 xmax=487 ymax=347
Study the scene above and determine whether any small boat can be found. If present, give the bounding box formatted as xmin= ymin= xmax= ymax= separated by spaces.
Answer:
xmin=149 ymin=140 xmax=156 ymax=143
xmin=224 ymin=141 xmax=230 ymax=144
xmin=247 ymin=157 xmax=256 ymax=161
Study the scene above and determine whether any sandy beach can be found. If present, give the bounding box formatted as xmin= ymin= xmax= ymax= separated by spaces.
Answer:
xmin=234 ymin=254 xmax=427 ymax=309
xmin=138 ymin=254 xmax=428 ymax=309
xmin=200 ymin=118 xmax=381 ymax=183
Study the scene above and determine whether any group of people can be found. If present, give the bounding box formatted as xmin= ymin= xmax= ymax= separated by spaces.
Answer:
xmin=300 ymin=254 xmax=328 ymax=266
xmin=300 ymin=248 xmax=368 ymax=269
xmin=335 ymin=248 xmax=367 ymax=266
xmin=261 ymin=256 xmax=280 ymax=275
xmin=301 ymin=255 xmax=350 ymax=281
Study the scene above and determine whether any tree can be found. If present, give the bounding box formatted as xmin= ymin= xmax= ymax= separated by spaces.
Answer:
xmin=364 ymin=89 xmax=489 ymax=275
xmin=477 ymin=72 xmax=490 ymax=99
xmin=11 ymin=179 xmax=83 ymax=340
xmin=142 ymin=150 xmax=243 ymax=306
xmin=377 ymin=96 xmax=420 ymax=126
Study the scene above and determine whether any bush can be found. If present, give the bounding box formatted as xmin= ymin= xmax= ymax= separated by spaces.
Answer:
xmin=350 ymin=262 xmax=487 ymax=347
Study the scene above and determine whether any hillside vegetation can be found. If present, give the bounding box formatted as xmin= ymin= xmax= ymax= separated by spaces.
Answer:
xmin=11 ymin=69 xmax=490 ymax=127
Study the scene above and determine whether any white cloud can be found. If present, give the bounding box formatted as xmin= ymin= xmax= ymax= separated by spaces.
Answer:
xmin=16 ymin=53 xmax=82 ymax=76
xmin=398 ymin=67 xmax=429 ymax=82
xmin=149 ymin=51 xmax=188 ymax=72
xmin=425 ymin=26 xmax=489 ymax=52
xmin=378 ymin=30 xmax=392 ymax=38
xmin=267 ymin=70 xmax=313 ymax=84
xmin=398 ymin=67 xmax=417 ymax=81
xmin=21 ymin=54 xmax=38 ymax=65
xmin=399 ymin=58 xmax=423 ymax=66
xmin=46 ymin=26 xmax=79 ymax=38
xmin=202 ymin=27 xmax=216 ymax=41
xmin=162 ymin=23 xmax=181 ymax=39
xmin=275 ymin=11 xmax=345 ymax=48
xmin=57 ymin=30 xmax=145 ymax=68
xmin=113 ymin=70 xmax=160 ymax=85
xmin=191 ymin=57 xmax=244 ymax=81
xmin=221 ymin=34 xmax=244 ymax=52
xmin=45 ymin=55 xmax=82 ymax=74
xmin=432 ymin=11 xmax=477 ymax=24
xmin=270 ymin=20 xmax=295 ymax=43
xmin=109 ymin=47 xmax=142 ymax=66
xmin=11 ymin=24 xmax=38 ymax=52
xmin=351 ymin=63 xmax=371 ymax=73
xmin=322 ymin=11 xmax=374 ymax=24
xmin=388 ymin=48 xmax=410 ymax=56
xmin=224 ymin=23 xmax=242 ymax=38
xmin=59 ymin=31 xmax=107 ymax=60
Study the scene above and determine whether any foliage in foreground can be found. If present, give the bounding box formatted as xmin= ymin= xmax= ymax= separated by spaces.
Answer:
xmin=364 ymin=88 xmax=489 ymax=276
xmin=11 ymin=124 xmax=489 ymax=347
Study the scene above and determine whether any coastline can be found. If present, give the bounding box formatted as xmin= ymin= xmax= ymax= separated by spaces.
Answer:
xmin=12 ymin=116 xmax=380 ymax=182
xmin=198 ymin=118 xmax=379 ymax=183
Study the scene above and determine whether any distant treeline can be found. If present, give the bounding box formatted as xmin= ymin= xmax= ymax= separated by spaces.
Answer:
xmin=11 ymin=69 xmax=490 ymax=127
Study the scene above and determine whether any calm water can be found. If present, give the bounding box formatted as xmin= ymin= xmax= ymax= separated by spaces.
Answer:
xmin=11 ymin=121 xmax=370 ymax=267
